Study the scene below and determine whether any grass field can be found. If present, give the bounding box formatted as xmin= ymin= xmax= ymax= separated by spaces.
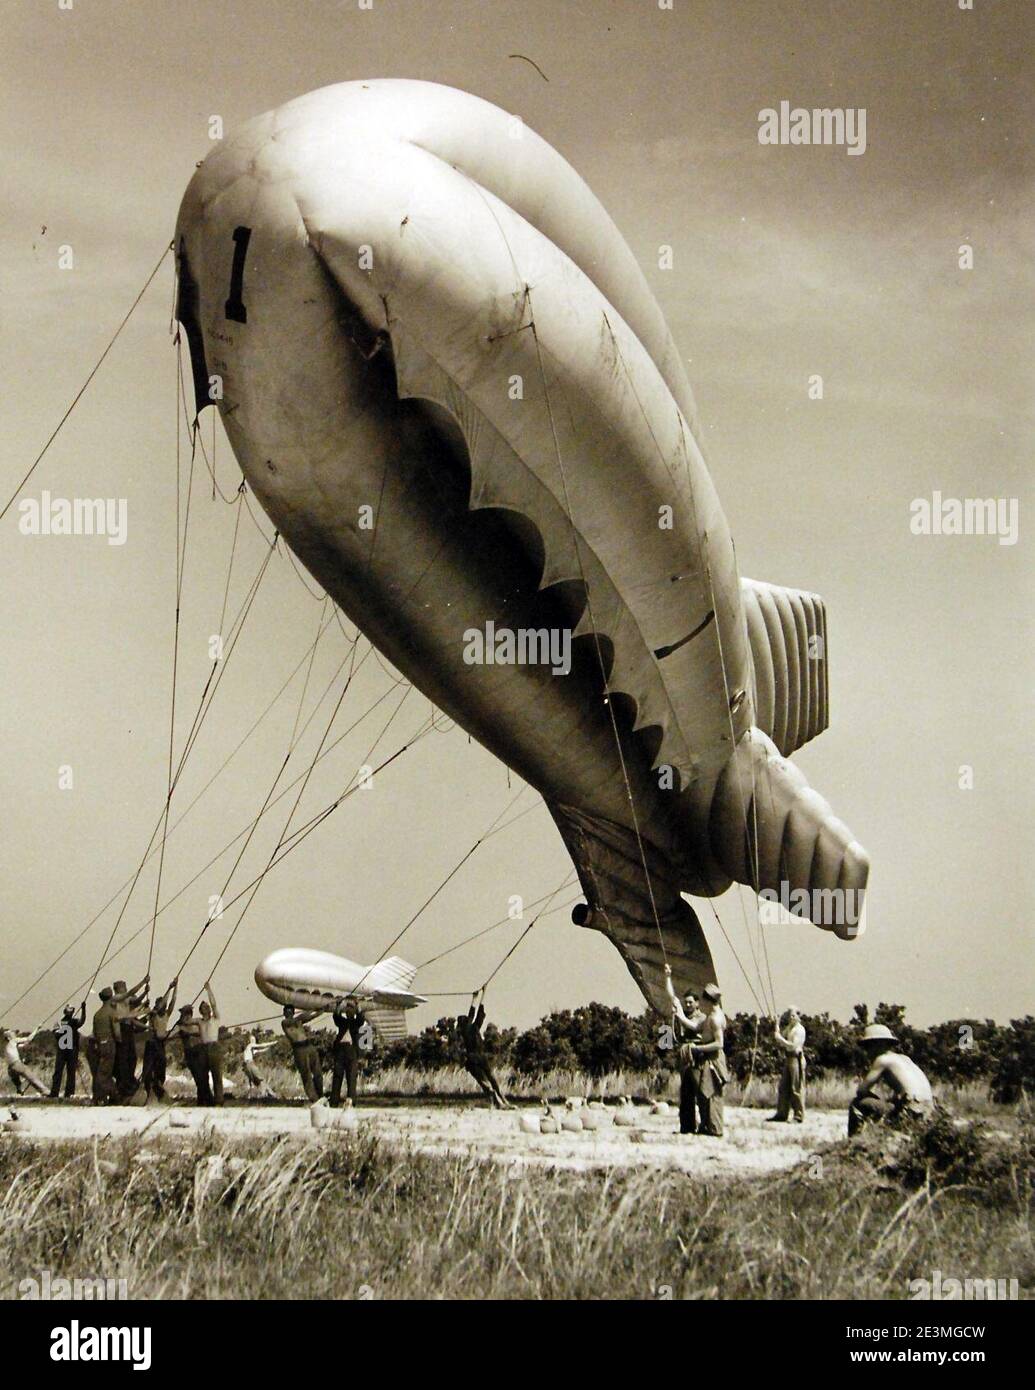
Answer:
xmin=0 ymin=1098 xmax=1030 ymax=1300
xmin=235 ymin=1058 xmax=1014 ymax=1119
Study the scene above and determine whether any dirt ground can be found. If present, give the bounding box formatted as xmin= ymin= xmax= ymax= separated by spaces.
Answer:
xmin=0 ymin=1096 xmax=847 ymax=1178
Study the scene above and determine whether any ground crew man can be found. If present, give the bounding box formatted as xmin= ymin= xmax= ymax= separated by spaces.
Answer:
xmin=198 ymin=982 xmax=224 ymax=1106
xmin=769 ymin=1007 xmax=807 ymax=1123
xmin=329 ymin=997 xmax=367 ymax=1107
xmin=457 ymin=989 xmax=510 ymax=1109
xmin=90 ymin=987 xmax=119 ymax=1103
xmin=664 ymin=964 xmax=705 ymax=1134
xmin=111 ymin=975 xmax=149 ymax=1099
xmin=242 ymin=1034 xmax=278 ymax=1097
xmin=141 ymin=978 xmax=178 ymax=1101
xmin=689 ymin=984 xmax=728 ymax=1137
xmin=177 ymin=1005 xmax=212 ymax=1105
xmin=848 ymin=1024 xmax=935 ymax=1136
xmin=3 ymin=1027 xmax=48 ymax=1095
xmin=49 ymin=1000 xmax=87 ymax=1098
xmin=281 ymin=1005 xmax=324 ymax=1101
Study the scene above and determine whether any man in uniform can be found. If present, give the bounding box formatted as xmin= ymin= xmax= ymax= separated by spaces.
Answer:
xmin=90 ymin=987 xmax=119 ymax=1104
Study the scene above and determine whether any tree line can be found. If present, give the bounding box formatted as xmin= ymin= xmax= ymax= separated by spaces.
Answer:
xmin=374 ymin=1002 xmax=1035 ymax=1102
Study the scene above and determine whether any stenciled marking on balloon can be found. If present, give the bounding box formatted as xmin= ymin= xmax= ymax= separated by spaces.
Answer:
xmin=462 ymin=622 xmax=572 ymax=676
xmin=654 ymin=609 xmax=714 ymax=659
xmin=17 ymin=491 xmax=128 ymax=546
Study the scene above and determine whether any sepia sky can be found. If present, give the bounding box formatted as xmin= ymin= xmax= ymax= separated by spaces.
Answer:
xmin=1 ymin=0 xmax=1032 ymax=1036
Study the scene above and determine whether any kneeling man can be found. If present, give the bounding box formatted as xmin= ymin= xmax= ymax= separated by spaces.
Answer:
xmin=848 ymin=1024 xmax=934 ymax=1137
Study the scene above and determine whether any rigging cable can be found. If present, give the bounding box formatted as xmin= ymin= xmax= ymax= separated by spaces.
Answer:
xmin=0 ymin=243 xmax=173 ymax=523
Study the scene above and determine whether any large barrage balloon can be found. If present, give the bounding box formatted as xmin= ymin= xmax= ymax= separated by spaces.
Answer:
xmin=174 ymin=80 xmax=869 ymax=1013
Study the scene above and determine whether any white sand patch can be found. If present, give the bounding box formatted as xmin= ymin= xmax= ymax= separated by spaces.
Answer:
xmin=0 ymin=1099 xmax=846 ymax=1178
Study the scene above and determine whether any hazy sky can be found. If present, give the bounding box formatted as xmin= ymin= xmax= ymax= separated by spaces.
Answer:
xmin=2 ymin=0 xmax=1032 ymax=1035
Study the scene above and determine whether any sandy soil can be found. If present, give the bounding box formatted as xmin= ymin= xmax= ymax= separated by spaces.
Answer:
xmin=0 ymin=1096 xmax=847 ymax=1179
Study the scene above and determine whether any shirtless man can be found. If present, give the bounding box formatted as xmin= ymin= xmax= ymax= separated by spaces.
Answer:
xmin=3 ymin=1027 xmax=48 ymax=1096
xmin=177 ymin=1005 xmax=212 ymax=1105
xmin=848 ymin=1024 xmax=934 ymax=1137
xmin=141 ymin=978 xmax=178 ymax=1101
xmin=198 ymin=983 xmax=224 ymax=1106
xmin=282 ymin=1005 xmax=324 ymax=1101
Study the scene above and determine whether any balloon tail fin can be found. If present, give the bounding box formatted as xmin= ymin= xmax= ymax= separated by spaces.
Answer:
xmin=548 ymin=801 xmax=714 ymax=1014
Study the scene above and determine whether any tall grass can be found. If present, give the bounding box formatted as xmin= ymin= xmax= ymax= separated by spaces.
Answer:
xmin=238 ymin=1059 xmax=1010 ymax=1118
xmin=0 ymin=1119 xmax=1030 ymax=1300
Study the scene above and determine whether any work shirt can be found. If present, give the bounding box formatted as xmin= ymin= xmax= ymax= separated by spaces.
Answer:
xmin=4 ymin=1034 xmax=29 ymax=1066
xmin=150 ymin=1009 xmax=174 ymax=1041
xmin=780 ymin=1022 xmax=806 ymax=1056
xmin=53 ymin=1009 xmax=84 ymax=1052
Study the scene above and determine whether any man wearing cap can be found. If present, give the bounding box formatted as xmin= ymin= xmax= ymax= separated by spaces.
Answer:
xmin=769 ymin=1008 xmax=807 ymax=1123
xmin=848 ymin=1024 xmax=934 ymax=1136
xmin=690 ymin=983 xmax=729 ymax=1137
xmin=664 ymin=965 xmax=705 ymax=1134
